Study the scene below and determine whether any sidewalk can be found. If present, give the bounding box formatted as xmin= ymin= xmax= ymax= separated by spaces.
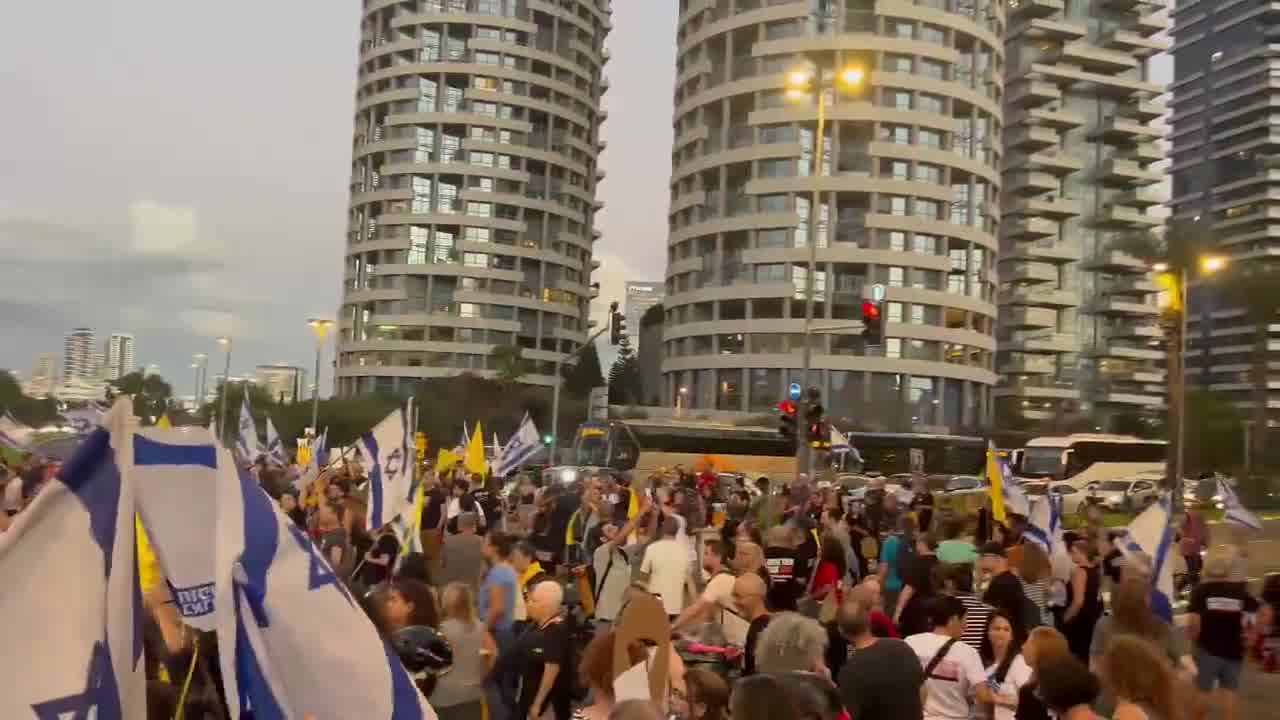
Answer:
xmin=1240 ymin=666 xmax=1280 ymax=720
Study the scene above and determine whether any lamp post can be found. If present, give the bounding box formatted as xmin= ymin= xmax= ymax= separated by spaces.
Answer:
xmin=785 ymin=61 xmax=864 ymax=480
xmin=217 ymin=337 xmax=232 ymax=444
xmin=1157 ymin=254 xmax=1227 ymax=503
xmin=307 ymin=319 xmax=335 ymax=433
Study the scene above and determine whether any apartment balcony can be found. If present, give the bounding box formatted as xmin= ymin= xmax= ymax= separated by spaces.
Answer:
xmin=1132 ymin=12 xmax=1167 ymax=37
xmin=1002 ymin=260 xmax=1058 ymax=284
xmin=1009 ymin=0 xmax=1063 ymax=20
xmin=1006 ymin=331 xmax=1080 ymax=354
xmin=1115 ymin=186 xmax=1164 ymax=209
xmin=1006 ymin=240 xmax=1083 ymax=264
xmin=1008 ymin=78 xmax=1062 ymax=108
xmin=999 ymin=356 xmax=1057 ymax=375
xmin=1007 ymin=306 xmax=1057 ymax=329
xmin=1014 ymin=151 xmax=1085 ymax=176
xmin=1010 ymin=106 xmax=1085 ymax=130
xmin=1100 ymin=28 xmax=1169 ymax=58
xmin=994 ymin=378 xmax=1081 ymax=400
xmin=1089 ymin=116 xmax=1162 ymax=145
xmin=1007 ymin=217 xmax=1058 ymax=240
xmin=1094 ymin=388 xmax=1163 ymax=407
xmin=1107 ymin=321 xmax=1162 ymax=341
xmin=1098 ymin=158 xmax=1163 ymax=186
xmin=1090 ymin=298 xmax=1161 ymax=317
xmin=1118 ymin=143 xmax=1163 ymax=163
xmin=1014 ymin=17 xmax=1089 ymax=42
xmin=1100 ymin=0 xmax=1162 ymax=9
xmin=1088 ymin=250 xmax=1150 ymax=272
xmin=1009 ymin=195 xmax=1081 ymax=219
xmin=1007 ymin=287 xmax=1081 ymax=308
xmin=1102 ymin=367 xmax=1167 ymax=386
xmin=1008 ymin=171 xmax=1059 ymax=196
xmin=1089 ymin=343 xmax=1165 ymax=361
xmin=1006 ymin=126 xmax=1059 ymax=152
xmin=1057 ymin=41 xmax=1138 ymax=74
xmin=1092 ymin=204 xmax=1162 ymax=230
xmin=1104 ymin=278 xmax=1158 ymax=298
xmin=1115 ymin=98 xmax=1166 ymax=123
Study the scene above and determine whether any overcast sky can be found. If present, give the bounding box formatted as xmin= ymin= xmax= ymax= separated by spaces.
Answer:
xmin=0 ymin=1 xmax=674 ymax=395
xmin=0 ymin=3 xmax=1168 ymax=397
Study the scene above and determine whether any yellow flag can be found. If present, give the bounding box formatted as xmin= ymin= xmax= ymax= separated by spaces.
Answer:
xmin=436 ymin=448 xmax=460 ymax=472
xmin=986 ymin=445 xmax=1007 ymax=525
xmin=296 ymin=442 xmax=312 ymax=467
xmin=137 ymin=516 xmax=162 ymax=594
xmin=155 ymin=415 xmax=172 ymax=429
xmin=464 ymin=421 xmax=487 ymax=475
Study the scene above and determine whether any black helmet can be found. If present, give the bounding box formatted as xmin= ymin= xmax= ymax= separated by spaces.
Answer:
xmin=391 ymin=625 xmax=454 ymax=676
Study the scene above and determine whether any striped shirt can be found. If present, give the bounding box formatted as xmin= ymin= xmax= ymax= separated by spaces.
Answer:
xmin=957 ymin=593 xmax=993 ymax=652
xmin=1021 ymin=579 xmax=1052 ymax=626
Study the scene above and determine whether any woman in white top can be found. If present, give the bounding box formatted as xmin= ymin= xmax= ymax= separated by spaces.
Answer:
xmin=981 ymin=611 xmax=1031 ymax=720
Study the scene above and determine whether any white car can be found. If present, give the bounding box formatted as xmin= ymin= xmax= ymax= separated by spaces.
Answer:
xmin=1089 ymin=479 xmax=1159 ymax=512
xmin=1023 ymin=481 xmax=1094 ymax=515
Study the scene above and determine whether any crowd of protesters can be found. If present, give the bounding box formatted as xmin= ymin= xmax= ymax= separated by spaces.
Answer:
xmin=5 ymin=449 xmax=1280 ymax=720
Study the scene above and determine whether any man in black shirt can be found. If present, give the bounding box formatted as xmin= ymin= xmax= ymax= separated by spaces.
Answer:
xmin=1187 ymin=551 xmax=1260 ymax=709
xmin=733 ymin=572 xmax=771 ymax=675
xmin=837 ymin=593 xmax=925 ymax=720
xmin=420 ymin=473 xmax=448 ymax=578
xmin=980 ymin=542 xmax=1029 ymax=633
xmin=511 ymin=580 xmax=573 ymax=720
xmin=764 ymin=526 xmax=803 ymax=612
xmin=358 ymin=524 xmax=401 ymax=587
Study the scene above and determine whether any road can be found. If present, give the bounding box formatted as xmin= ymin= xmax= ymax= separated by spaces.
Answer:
xmin=1241 ymin=666 xmax=1280 ymax=720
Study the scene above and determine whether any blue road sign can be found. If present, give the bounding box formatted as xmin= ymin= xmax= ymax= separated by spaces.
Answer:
xmin=788 ymin=382 xmax=802 ymax=401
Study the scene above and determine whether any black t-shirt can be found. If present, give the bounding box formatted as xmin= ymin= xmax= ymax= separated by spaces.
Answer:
xmin=838 ymin=638 xmax=925 ymax=720
xmin=743 ymin=614 xmax=771 ymax=676
xmin=794 ymin=531 xmax=819 ymax=586
xmin=472 ymin=488 xmax=500 ymax=529
xmin=983 ymin=570 xmax=1026 ymax=623
xmin=421 ymin=488 xmax=447 ymax=531
xmin=764 ymin=545 xmax=802 ymax=612
xmin=1189 ymin=581 xmax=1259 ymax=660
xmin=359 ymin=533 xmax=401 ymax=587
xmin=515 ymin=617 xmax=573 ymax=715
xmin=1102 ymin=548 xmax=1124 ymax=585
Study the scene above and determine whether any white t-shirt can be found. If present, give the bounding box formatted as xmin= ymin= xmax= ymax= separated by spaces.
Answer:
xmin=593 ymin=543 xmax=633 ymax=622
xmin=985 ymin=655 xmax=1031 ymax=720
xmin=905 ymin=632 xmax=988 ymax=720
xmin=642 ymin=538 xmax=691 ymax=615
xmin=701 ymin=572 xmax=736 ymax=620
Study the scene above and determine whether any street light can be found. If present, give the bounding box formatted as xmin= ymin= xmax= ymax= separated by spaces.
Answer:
xmin=1164 ymin=255 xmax=1228 ymax=501
xmin=307 ymin=318 xmax=335 ymax=433
xmin=785 ymin=61 xmax=865 ymax=480
xmin=217 ymin=337 xmax=232 ymax=445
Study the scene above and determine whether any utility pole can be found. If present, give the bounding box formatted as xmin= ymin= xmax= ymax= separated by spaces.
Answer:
xmin=550 ymin=325 xmax=610 ymax=464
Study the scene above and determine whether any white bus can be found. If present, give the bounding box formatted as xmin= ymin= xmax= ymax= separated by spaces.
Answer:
xmin=1010 ymin=434 xmax=1167 ymax=488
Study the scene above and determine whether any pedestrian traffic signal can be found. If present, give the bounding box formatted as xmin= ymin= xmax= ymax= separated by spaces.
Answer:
xmin=861 ymin=300 xmax=884 ymax=345
xmin=609 ymin=301 xmax=627 ymax=345
xmin=778 ymin=400 xmax=798 ymax=442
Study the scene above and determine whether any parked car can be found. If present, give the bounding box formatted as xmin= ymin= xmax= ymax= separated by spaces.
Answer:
xmin=943 ymin=475 xmax=985 ymax=494
xmin=1089 ymin=479 xmax=1159 ymax=512
xmin=1023 ymin=480 xmax=1096 ymax=516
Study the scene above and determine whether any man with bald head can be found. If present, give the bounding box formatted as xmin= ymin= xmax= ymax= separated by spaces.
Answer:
xmin=732 ymin=573 xmax=771 ymax=675
xmin=511 ymin=580 xmax=573 ymax=720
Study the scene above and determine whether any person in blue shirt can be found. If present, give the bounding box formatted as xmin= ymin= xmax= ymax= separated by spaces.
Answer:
xmin=480 ymin=530 xmax=519 ymax=720
xmin=877 ymin=515 xmax=917 ymax=619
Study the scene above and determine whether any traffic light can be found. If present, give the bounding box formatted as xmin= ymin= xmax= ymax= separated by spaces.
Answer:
xmin=861 ymin=300 xmax=884 ymax=345
xmin=804 ymin=386 xmax=825 ymax=446
xmin=543 ymin=434 xmax=554 ymax=446
xmin=609 ymin=301 xmax=627 ymax=345
xmin=777 ymin=400 xmax=798 ymax=442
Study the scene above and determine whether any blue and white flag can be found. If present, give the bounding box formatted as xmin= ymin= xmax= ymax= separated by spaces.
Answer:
xmin=236 ymin=396 xmax=260 ymax=463
xmin=1114 ymin=493 xmax=1176 ymax=622
xmin=1026 ymin=493 xmax=1072 ymax=583
xmin=294 ymin=428 xmax=328 ymax=496
xmin=0 ymin=397 xmax=145 ymax=718
xmin=1219 ymin=477 xmax=1262 ymax=531
xmin=495 ymin=413 xmax=543 ymax=477
xmin=829 ymin=426 xmax=851 ymax=454
xmin=132 ymin=425 xmax=226 ymax=631
xmin=265 ymin=416 xmax=287 ymax=467
xmin=213 ymin=438 xmax=435 ymax=719
xmin=1002 ymin=463 xmax=1031 ymax=518
xmin=64 ymin=407 xmax=107 ymax=435
xmin=362 ymin=399 xmax=414 ymax=530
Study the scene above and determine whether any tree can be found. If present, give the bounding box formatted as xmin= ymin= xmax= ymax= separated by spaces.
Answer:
xmin=491 ymin=344 xmax=528 ymax=383
xmin=0 ymin=371 xmax=59 ymax=427
xmin=110 ymin=370 xmax=173 ymax=422
xmin=1183 ymin=389 xmax=1246 ymax=475
xmin=202 ymin=381 xmax=275 ymax=445
xmin=562 ymin=340 xmax=604 ymax=397
xmin=1225 ymin=265 xmax=1280 ymax=475
xmin=607 ymin=335 xmax=642 ymax=405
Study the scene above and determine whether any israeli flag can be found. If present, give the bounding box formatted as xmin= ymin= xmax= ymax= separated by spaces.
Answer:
xmin=64 ymin=407 xmax=107 ymax=435
xmin=265 ymin=416 xmax=288 ymax=467
xmin=237 ymin=396 xmax=261 ymax=463
xmin=495 ymin=413 xmax=543 ymax=477
xmin=132 ymin=425 xmax=225 ymax=631
xmin=1026 ymin=493 xmax=1072 ymax=583
xmin=1002 ymin=461 xmax=1031 ymax=518
xmin=0 ymin=398 xmax=145 ymax=718
xmin=1113 ymin=493 xmax=1176 ymax=622
xmin=294 ymin=428 xmax=328 ymax=496
xmin=829 ymin=426 xmax=851 ymax=454
xmin=213 ymin=437 xmax=435 ymax=719
xmin=362 ymin=399 xmax=414 ymax=530
xmin=1219 ymin=478 xmax=1262 ymax=531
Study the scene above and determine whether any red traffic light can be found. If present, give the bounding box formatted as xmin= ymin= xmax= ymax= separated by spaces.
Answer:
xmin=861 ymin=301 xmax=881 ymax=320
xmin=777 ymin=400 xmax=797 ymax=416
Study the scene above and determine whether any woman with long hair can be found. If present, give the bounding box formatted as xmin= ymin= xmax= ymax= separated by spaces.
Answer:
xmin=1089 ymin=578 xmax=1193 ymax=717
xmin=809 ymin=533 xmax=848 ymax=604
xmin=1104 ymin=635 xmax=1183 ymax=720
xmin=1016 ymin=626 xmax=1072 ymax=720
xmin=433 ymin=583 xmax=496 ymax=720
xmin=980 ymin=611 xmax=1030 ymax=720
xmin=1055 ymin=537 xmax=1103 ymax=662
xmin=572 ymin=631 xmax=649 ymax=720
xmin=375 ymin=577 xmax=439 ymax=636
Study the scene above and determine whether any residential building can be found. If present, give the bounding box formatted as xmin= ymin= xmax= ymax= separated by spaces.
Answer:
xmin=624 ymin=281 xmax=664 ymax=349
xmin=996 ymin=0 xmax=1169 ymax=429
xmin=63 ymin=328 xmax=96 ymax=381
xmin=663 ymin=0 xmax=1002 ymax=429
xmin=23 ymin=352 xmax=59 ymax=398
xmin=255 ymin=365 xmax=307 ymax=404
xmin=104 ymin=333 xmax=136 ymax=381
xmin=336 ymin=0 xmax=613 ymax=397
xmin=638 ymin=300 xmax=664 ymax=406
xmin=1170 ymin=1 xmax=1280 ymax=424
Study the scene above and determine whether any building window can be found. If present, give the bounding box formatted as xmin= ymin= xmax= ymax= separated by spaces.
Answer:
xmin=891 ymin=21 xmax=914 ymax=39
xmin=886 ymin=54 xmax=913 ymax=73
xmin=888 ymin=267 xmax=905 ymax=287
xmin=918 ymin=93 xmax=945 ymax=114
xmin=921 ymin=24 xmax=945 ymax=45
xmin=915 ymin=199 xmax=940 ymax=220
xmin=882 ymin=125 xmax=911 ymax=144
xmin=913 ymin=233 xmax=939 ymax=255
xmin=888 ymin=90 xmax=912 ymax=110
xmin=885 ymin=338 xmax=902 ymax=358
xmin=887 ymin=302 xmax=904 ymax=323
xmin=919 ymin=129 xmax=944 ymax=149
xmin=888 ymin=160 xmax=910 ymax=180
xmin=756 ymin=264 xmax=787 ymax=283
xmin=888 ymin=231 xmax=907 ymax=251
xmin=887 ymin=196 xmax=908 ymax=215
xmin=917 ymin=163 xmax=943 ymax=184
xmin=920 ymin=59 xmax=946 ymax=80
xmin=758 ymin=228 xmax=791 ymax=248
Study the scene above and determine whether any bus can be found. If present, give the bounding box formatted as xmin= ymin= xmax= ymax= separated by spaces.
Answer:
xmin=562 ymin=419 xmax=986 ymax=487
xmin=1010 ymin=434 xmax=1167 ymax=487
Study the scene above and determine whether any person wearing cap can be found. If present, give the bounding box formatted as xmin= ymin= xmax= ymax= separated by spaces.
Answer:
xmin=981 ymin=541 xmax=1031 ymax=636
xmin=1187 ymin=546 xmax=1259 ymax=720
